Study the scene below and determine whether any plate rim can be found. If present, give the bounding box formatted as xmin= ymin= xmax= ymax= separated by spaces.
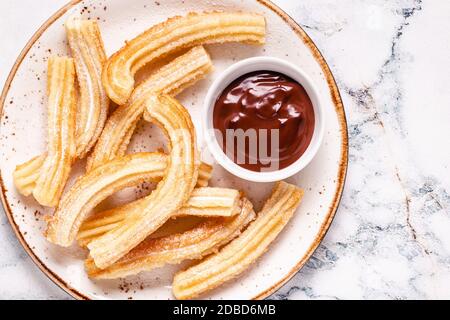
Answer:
xmin=0 ymin=0 xmax=348 ymax=300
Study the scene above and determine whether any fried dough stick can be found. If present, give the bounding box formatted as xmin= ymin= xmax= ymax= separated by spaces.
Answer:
xmin=86 ymin=46 xmax=212 ymax=170
xmin=45 ymin=152 xmax=210 ymax=246
xmin=66 ymin=17 xmax=109 ymax=158
xmin=14 ymin=19 xmax=108 ymax=197
xmin=77 ymin=187 xmax=241 ymax=247
xmin=85 ymin=198 xmax=255 ymax=279
xmin=102 ymin=12 xmax=266 ymax=105
xmin=30 ymin=57 xmax=77 ymax=207
xmin=88 ymin=95 xmax=199 ymax=269
xmin=172 ymin=181 xmax=304 ymax=299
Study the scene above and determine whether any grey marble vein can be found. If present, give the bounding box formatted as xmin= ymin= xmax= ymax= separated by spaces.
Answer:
xmin=270 ymin=0 xmax=450 ymax=300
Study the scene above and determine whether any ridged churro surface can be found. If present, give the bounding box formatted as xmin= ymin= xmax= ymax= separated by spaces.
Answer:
xmin=46 ymin=152 xmax=168 ymax=246
xmin=77 ymin=186 xmax=239 ymax=247
xmin=86 ymin=46 xmax=212 ymax=170
xmin=88 ymin=95 xmax=199 ymax=269
xmin=172 ymin=181 xmax=304 ymax=299
xmin=13 ymin=19 xmax=108 ymax=196
xmin=85 ymin=198 xmax=255 ymax=279
xmin=66 ymin=17 xmax=109 ymax=158
xmin=32 ymin=57 xmax=77 ymax=207
xmin=13 ymin=154 xmax=45 ymax=196
xmin=102 ymin=12 xmax=266 ymax=104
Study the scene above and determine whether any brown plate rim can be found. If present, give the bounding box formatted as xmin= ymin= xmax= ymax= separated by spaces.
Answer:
xmin=0 ymin=0 xmax=348 ymax=300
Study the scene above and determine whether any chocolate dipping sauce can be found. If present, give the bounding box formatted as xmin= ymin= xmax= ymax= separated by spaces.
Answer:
xmin=213 ymin=70 xmax=315 ymax=172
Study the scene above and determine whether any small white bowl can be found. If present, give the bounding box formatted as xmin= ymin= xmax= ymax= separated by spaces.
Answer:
xmin=203 ymin=57 xmax=324 ymax=182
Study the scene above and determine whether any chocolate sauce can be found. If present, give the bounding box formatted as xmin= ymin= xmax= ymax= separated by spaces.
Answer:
xmin=213 ymin=70 xmax=315 ymax=172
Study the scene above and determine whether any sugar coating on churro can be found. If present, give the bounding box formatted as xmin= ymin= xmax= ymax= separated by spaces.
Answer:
xmin=46 ymin=152 xmax=168 ymax=246
xmin=86 ymin=46 xmax=213 ymax=170
xmin=32 ymin=57 xmax=77 ymax=207
xmin=172 ymin=181 xmax=304 ymax=299
xmin=102 ymin=12 xmax=266 ymax=105
xmin=85 ymin=198 xmax=255 ymax=279
xmin=13 ymin=18 xmax=108 ymax=198
xmin=65 ymin=17 xmax=109 ymax=158
xmin=77 ymin=186 xmax=240 ymax=247
xmin=88 ymin=95 xmax=199 ymax=269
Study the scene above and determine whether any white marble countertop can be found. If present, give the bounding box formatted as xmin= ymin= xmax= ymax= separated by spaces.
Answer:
xmin=1 ymin=0 xmax=449 ymax=300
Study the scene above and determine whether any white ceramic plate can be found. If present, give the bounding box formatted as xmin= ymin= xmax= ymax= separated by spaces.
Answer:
xmin=0 ymin=0 xmax=348 ymax=300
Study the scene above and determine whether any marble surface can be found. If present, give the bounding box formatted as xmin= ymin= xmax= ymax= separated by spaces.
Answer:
xmin=0 ymin=0 xmax=449 ymax=300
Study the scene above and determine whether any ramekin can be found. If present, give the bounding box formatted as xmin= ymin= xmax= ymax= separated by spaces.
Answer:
xmin=203 ymin=57 xmax=324 ymax=182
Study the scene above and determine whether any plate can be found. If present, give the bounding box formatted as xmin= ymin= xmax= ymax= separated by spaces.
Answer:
xmin=0 ymin=0 xmax=348 ymax=300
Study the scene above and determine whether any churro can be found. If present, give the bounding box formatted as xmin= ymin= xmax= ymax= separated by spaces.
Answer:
xmin=77 ymin=187 xmax=241 ymax=247
xmin=13 ymin=150 xmax=209 ymax=198
xmin=86 ymin=46 xmax=212 ymax=170
xmin=46 ymin=152 xmax=210 ymax=246
xmin=172 ymin=181 xmax=304 ymax=299
xmin=195 ymin=162 xmax=213 ymax=188
xmin=85 ymin=198 xmax=255 ymax=279
xmin=102 ymin=12 xmax=266 ymax=105
xmin=13 ymin=154 xmax=45 ymax=196
xmin=13 ymin=19 xmax=108 ymax=197
xmin=46 ymin=152 xmax=164 ymax=246
xmin=88 ymin=95 xmax=199 ymax=269
xmin=32 ymin=57 xmax=77 ymax=207
xmin=66 ymin=17 xmax=109 ymax=158
xmin=176 ymin=187 xmax=241 ymax=217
